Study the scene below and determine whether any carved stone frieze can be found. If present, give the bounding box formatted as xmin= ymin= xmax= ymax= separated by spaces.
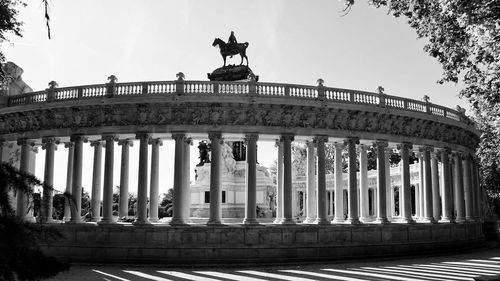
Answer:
xmin=0 ymin=101 xmax=479 ymax=149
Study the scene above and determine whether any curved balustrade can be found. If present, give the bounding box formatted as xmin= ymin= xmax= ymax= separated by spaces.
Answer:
xmin=3 ymin=80 xmax=474 ymax=126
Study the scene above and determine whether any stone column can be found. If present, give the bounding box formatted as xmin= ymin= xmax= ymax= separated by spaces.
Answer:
xmin=374 ymin=140 xmax=389 ymax=224
xmin=385 ymin=148 xmax=392 ymax=220
xmin=314 ymin=136 xmax=329 ymax=224
xmin=398 ymin=142 xmax=414 ymax=223
xmin=346 ymin=137 xmax=360 ymax=224
xmin=63 ymin=143 xmax=74 ymax=221
xmin=453 ymin=152 xmax=466 ymax=223
xmin=41 ymin=137 xmax=57 ymax=223
xmin=422 ymin=146 xmax=436 ymax=223
xmin=333 ymin=142 xmax=345 ymax=223
xmin=359 ymin=144 xmax=369 ymax=222
xmin=99 ymin=135 xmax=116 ymax=224
xmin=417 ymin=152 xmax=424 ymax=219
xmin=148 ymin=138 xmax=162 ymax=223
xmin=15 ymin=139 xmax=31 ymax=220
xmin=304 ymin=140 xmax=316 ymax=223
xmin=273 ymin=140 xmax=284 ymax=223
xmin=208 ymin=132 xmax=222 ymax=225
xmin=68 ymin=135 xmax=84 ymax=223
xmin=181 ymin=137 xmax=192 ymax=222
xmin=133 ymin=133 xmax=150 ymax=225
xmin=118 ymin=139 xmax=132 ymax=220
xmin=440 ymin=148 xmax=454 ymax=222
xmin=243 ymin=133 xmax=259 ymax=224
xmin=171 ymin=133 xmax=186 ymax=225
xmin=89 ymin=140 xmax=103 ymax=222
xmin=463 ymin=154 xmax=473 ymax=221
xmin=431 ymin=152 xmax=441 ymax=221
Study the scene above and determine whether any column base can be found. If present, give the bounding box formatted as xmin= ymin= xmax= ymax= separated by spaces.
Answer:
xmin=313 ymin=218 xmax=330 ymax=225
xmin=279 ymin=218 xmax=296 ymax=225
xmin=133 ymin=219 xmax=151 ymax=225
xmin=90 ymin=217 xmax=101 ymax=222
xmin=148 ymin=218 xmax=159 ymax=223
xmin=420 ymin=217 xmax=438 ymax=224
xmin=169 ymin=218 xmax=188 ymax=226
xmin=375 ymin=217 xmax=390 ymax=224
xmin=98 ymin=217 xmax=117 ymax=224
xmin=331 ymin=217 xmax=345 ymax=224
xmin=346 ymin=218 xmax=361 ymax=225
xmin=65 ymin=218 xmax=83 ymax=224
xmin=207 ymin=219 xmax=222 ymax=226
xmin=302 ymin=217 xmax=316 ymax=224
xmin=242 ymin=218 xmax=259 ymax=225
xmin=456 ymin=218 xmax=467 ymax=224
xmin=63 ymin=216 xmax=71 ymax=222
xmin=399 ymin=217 xmax=416 ymax=224
xmin=465 ymin=216 xmax=475 ymax=222
xmin=273 ymin=218 xmax=282 ymax=224
xmin=440 ymin=217 xmax=456 ymax=223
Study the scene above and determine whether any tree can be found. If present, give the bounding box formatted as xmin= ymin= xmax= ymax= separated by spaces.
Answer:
xmin=341 ymin=0 xmax=500 ymax=216
xmin=0 ymin=163 xmax=68 ymax=280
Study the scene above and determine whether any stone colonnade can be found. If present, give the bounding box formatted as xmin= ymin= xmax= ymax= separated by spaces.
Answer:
xmin=4 ymin=132 xmax=481 ymax=225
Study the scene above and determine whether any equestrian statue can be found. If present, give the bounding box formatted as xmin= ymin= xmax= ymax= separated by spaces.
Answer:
xmin=212 ymin=31 xmax=249 ymax=67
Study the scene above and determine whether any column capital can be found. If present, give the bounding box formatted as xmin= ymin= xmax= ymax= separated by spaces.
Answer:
xmin=373 ymin=140 xmax=388 ymax=149
xmin=171 ymin=132 xmax=186 ymax=141
xmin=64 ymin=142 xmax=74 ymax=149
xmin=439 ymin=147 xmax=452 ymax=155
xmin=70 ymin=134 xmax=86 ymax=143
xmin=344 ymin=137 xmax=359 ymax=146
xmin=397 ymin=142 xmax=413 ymax=151
xmin=102 ymin=134 xmax=118 ymax=142
xmin=208 ymin=132 xmax=222 ymax=141
xmin=17 ymin=138 xmax=30 ymax=146
xmin=118 ymin=139 xmax=133 ymax=146
xmin=90 ymin=140 xmax=104 ymax=147
xmin=41 ymin=137 xmax=58 ymax=150
xmin=420 ymin=145 xmax=434 ymax=153
xmin=357 ymin=143 xmax=368 ymax=153
xmin=184 ymin=137 xmax=193 ymax=146
xmin=313 ymin=135 xmax=328 ymax=146
xmin=135 ymin=132 xmax=151 ymax=141
xmin=149 ymin=138 xmax=163 ymax=146
xmin=275 ymin=139 xmax=283 ymax=148
xmin=334 ymin=142 xmax=345 ymax=149
xmin=451 ymin=150 xmax=463 ymax=158
xmin=245 ymin=133 xmax=260 ymax=143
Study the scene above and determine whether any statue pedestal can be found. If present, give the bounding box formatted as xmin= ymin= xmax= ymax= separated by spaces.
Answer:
xmin=207 ymin=65 xmax=258 ymax=82
xmin=190 ymin=161 xmax=274 ymax=220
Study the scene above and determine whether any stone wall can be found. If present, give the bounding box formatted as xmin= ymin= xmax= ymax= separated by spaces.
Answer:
xmin=40 ymin=222 xmax=484 ymax=264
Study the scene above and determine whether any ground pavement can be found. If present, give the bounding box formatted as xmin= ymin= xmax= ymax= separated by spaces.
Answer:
xmin=46 ymin=246 xmax=500 ymax=281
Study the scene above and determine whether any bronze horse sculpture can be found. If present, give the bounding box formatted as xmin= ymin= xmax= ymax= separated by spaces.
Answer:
xmin=212 ymin=38 xmax=249 ymax=67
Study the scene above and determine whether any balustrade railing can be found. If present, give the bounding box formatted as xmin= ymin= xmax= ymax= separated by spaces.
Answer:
xmin=3 ymin=80 xmax=471 ymax=125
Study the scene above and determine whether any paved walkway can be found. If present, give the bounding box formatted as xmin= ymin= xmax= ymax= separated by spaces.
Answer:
xmin=47 ymin=247 xmax=500 ymax=281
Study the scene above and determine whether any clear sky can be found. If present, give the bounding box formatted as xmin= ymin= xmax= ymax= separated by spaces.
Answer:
xmin=3 ymin=0 xmax=470 ymax=196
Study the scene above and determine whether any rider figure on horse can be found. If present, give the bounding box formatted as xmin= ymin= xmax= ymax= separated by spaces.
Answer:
xmin=227 ymin=31 xmax=238 ymax=55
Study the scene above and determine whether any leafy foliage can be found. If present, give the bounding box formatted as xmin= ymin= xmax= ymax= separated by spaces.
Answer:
xmin=0 ymin=163 xmax=69 ymax=280
xmin=0 ymin=0 xmax=25 ymax=63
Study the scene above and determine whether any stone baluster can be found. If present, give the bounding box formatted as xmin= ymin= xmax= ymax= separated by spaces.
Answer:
xmin=171 ymin=133 xmax=186 ymax=225
xmin=374 ymin=140 xmax=389 ymax=224
xmin=15 ymin=139 xmax=31 ymax=220
xmin=422 ymin=145 xmax=436 ymax=223
xmin=273 ymin=139 xmax=284 ymax=224
xmin=68 ymin=135 xmax=84 ymax=223
xmin=440 ymin=148 xmax=454 ymax=222
xmin=398 ymin=142 xmax=414 ymax=223
xmin=99 ymin=135 xmax=117 ymax=224
xmin=346 ymin=137 xmax=360 ymax=224
xmin=332 ymin=142 xmax=344 ymax=223
xmin=314 ymin=136 xmax=329 ymax=225
xmin=453 ymin=151 xmax=466 ymax=223
xmin=359 ymin=144 xmax=369 ymax=222
xmin=118 ymin=139 xmax=133 ymax=220
xmin=304 ymin=140 xmax=317 ymax=223
xmin=63 ymin=142 xmax=74 ymax=221
xmin=133 ymin=133 xmax=150 ymax=225
xmin=463 ymin=154 xmax=473 ymax=221
xmin=89 ymin=140 xmax=103 ymax=222
xmin=41 ymin=137 xmax=57 ymax=223
xmin=149 ymin=138 xmax=162 ymax=223
xmin=208 ymin=132 xmax=222 ymax=225
xmin=244 ymin=133 xmax=260 ymax=224
xmin=431 ymin=152 xmax=441 ymax=221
